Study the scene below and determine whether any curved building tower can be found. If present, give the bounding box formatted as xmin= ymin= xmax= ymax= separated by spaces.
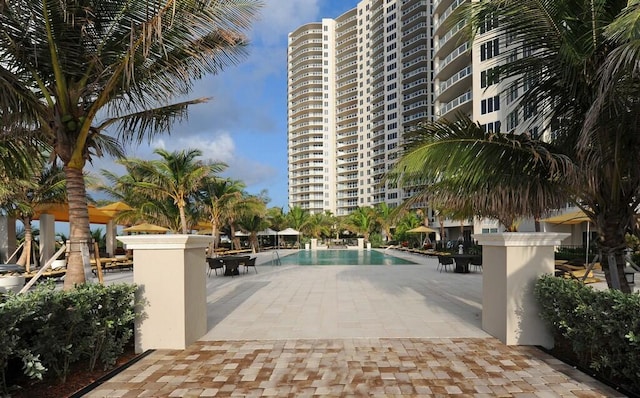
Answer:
xmin=287 ymin=0 xmax=432 ymax=215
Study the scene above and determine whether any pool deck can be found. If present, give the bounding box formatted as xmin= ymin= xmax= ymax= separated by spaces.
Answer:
xmin=85 ymin=249 xmax=625 ymax=397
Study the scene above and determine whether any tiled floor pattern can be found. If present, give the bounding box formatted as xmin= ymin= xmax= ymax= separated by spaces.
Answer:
xmin=85 ymin=338 xmax=623 ymax=397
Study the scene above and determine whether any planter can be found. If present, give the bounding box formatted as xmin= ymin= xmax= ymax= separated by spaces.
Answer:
xmin=0 ymin=275 xmax=26 ymax=294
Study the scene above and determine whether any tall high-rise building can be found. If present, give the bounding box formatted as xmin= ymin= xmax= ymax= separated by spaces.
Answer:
xmin=287 ymin=0 xmax=434 ymax=215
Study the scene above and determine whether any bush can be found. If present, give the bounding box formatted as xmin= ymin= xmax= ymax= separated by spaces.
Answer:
xmin=534 ymin=275 xmax=640 ymax=394
xmin=0 ymin=282 xmax=137 ymax=393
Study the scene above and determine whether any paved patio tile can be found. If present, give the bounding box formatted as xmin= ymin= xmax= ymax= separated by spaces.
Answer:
xmin=88 ymin=250 xmax=626 ymax=397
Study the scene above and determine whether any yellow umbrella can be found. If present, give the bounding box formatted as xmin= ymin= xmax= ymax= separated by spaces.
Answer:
xmin=34 ymin=203 xmax=114 ymax=224
xmin=407 ymin=225 xmax=437 ymax=247
xmin=98 ymin=201 xmax=133 ymax=216
xmin=407 ymin=225 xmax=437 ymax=233
xmin=542 ymin=209 xmax=592 ymax=264
xmin=540 ymin=210 xmax=590 ymax=225
xmin=122 ymin=223 xmax=169 ymax=234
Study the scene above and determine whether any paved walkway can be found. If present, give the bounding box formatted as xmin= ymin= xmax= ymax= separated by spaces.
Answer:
xmin=86 ymin=250 xmax=625 ymax=397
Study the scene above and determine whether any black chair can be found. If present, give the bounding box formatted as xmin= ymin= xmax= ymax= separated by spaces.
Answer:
xmin=243 ymin=257 xmax=257 ymax=274
xmin=437 ymin=255 xmax=454 ymax=273
xmin=470 ymin=256 xmax=483 ymax=272
xmin=206 ymin=258 xmax=224 ymax=276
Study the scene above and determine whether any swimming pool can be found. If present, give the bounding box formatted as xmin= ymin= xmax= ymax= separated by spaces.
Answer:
xmin=275 ymin=249 xmax=415 ymax=266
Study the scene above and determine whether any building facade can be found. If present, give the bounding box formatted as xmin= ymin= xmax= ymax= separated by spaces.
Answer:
xmin=287 ymin=0 xmax=533 ymax=237
xmin=287 ymin=0 xmax=433 ymax=216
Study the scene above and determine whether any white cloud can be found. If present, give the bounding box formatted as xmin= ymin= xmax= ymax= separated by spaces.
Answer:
xmin=252 ymin=0 xmax=321 ymax=46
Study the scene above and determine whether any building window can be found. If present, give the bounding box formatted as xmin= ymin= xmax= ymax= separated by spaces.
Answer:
xmin=506 ymin=85 xmax=519 ymax=104
xmin=482 ymin=121 xmax=501 ymax=133
xmin=480 ymin=38 xmax=500 ymax=61
xmin=479 ymin=13 xmax=498 ymax=34
xmin=506 ymin=110 xmax=519 ymax=131
xmin=480 ymin=67 xmax=500 ymax=88
xmin=480 ymin=95 xmax=500 ymax=114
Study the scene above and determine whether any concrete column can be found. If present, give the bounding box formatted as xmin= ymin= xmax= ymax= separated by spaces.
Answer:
xmin=310 ymin=238 xmax=317 ymax=250
xmin=117 ymin=235 xmax=212 ymax=353
xmin=357 ymin=238 xmax=364 ymax=250
xmin=0 ymin=215 xmax=16 ymax=263
xmin=39 ymin=214 xmax=56 ymax=264
xmin=474 ymin=232 xmax=569 ymax=347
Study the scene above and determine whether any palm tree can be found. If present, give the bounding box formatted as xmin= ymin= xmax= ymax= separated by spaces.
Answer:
xmin=198 ymin=178 xmax=245 ymax=251
xmin=344 ymin=207 xmax=377 ymax=242
xmin=304 ymin=212 xmax=333 ymax=240
xmin=0 ymin=157 xmax=67 ymax=272
xmin=373 ymin=203 xmax=397 ymax=242
xmin=1 ymin=0 xmax=261 ymax=288
xmin=237 ymin=208 xmax=268 ymax=253
xmin=391 ymin=0 xmax=640 ymax=291
xmin=119 ymin=149 xmax=225 ymax=234
xmin=286 ymin=206 xmax=310 ymax=232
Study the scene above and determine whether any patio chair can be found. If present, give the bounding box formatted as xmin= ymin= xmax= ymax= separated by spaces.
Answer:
xmin=206 ymin=257 xmax=224 ymax=276
xmin=243 ymin=257 xmax=257 ymax=274
xmin=470 ymin=256 xmax=483 ymax=272
xmin=437 ymin=255 xmax=454 ymax=272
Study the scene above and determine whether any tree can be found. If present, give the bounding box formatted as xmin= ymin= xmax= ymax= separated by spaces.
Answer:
xmin=344 ymin=207 xmax=377 ymax=242
xmin=285 ymin=206 xmax=310 ymax=232
xmin=373 ymin=203 xmax=397 ymax=242
xmin=1 ymin=0 xmax=261 ymax=288
xmin=121 ymin=149 xmax=224 ymax=234
xmin=390 ymin=0 xmax=640 ymax=291
xmin=198 ymin=178 xmax=245 ymax=251
xmin=0 ymin=155 xmax=66 ymax=272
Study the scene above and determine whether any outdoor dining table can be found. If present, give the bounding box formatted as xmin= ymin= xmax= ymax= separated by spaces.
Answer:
xmin=450 ymin=254 xmax=481 ymax=273
xmin=218 ymin=255 xmax=250 ymax=276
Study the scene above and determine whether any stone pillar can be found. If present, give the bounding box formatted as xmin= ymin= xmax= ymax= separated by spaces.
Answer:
xmin=310 ymin=238 xmax=317 ymax=250
xmin=117 ymin=235 xmax=212 ymax=353
xmin=357 ymin=238 xmax=364 ymax=250
xmin=39 ymin=214 xmax=56 ymax=264
xmin=473 ymin=233 xmax=569 ymax=347
xmin=0 ymin=215 xmax=16 ymax=263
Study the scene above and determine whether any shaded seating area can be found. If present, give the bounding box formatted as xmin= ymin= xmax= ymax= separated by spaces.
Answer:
xmin=207 ymin=255 xmax=256 ymax=277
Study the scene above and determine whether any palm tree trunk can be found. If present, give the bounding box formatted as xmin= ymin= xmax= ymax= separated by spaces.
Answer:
xmin=179 ymin=204 xmax=188 ymax=234
xmin=599 ymin=216 xmax=631 ymax=293
xmin=16 ymin=217 xmax=33 ymax=272
xmin=63 ymin=166 xmax=92 ymax=290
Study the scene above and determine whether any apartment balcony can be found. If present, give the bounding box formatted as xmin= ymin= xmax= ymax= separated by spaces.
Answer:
xmin=433 ymin=0 xmax=466 ymax=36
xmin=437 ymin=90 xmax=473 ymax=119
xmin=434 ymin=42 xmax=471 ymax=81
xmin=434 ymin=19 xmax=466 ymax=58
xmin=435 ymin=65 xmax=472 ymax=104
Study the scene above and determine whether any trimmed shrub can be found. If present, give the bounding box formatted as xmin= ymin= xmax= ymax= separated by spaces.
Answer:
xmin=0 ymin=282 xmax=137 ymax=392
xmin=534 ymin=275 xmax=640 ymax=393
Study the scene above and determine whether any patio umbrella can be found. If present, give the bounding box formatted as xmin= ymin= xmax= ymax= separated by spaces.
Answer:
xmin=407 ymin=225 xmax=437 ymax=247
xmin=541 ymin=209 xmax=592 ymax=263
xmin=34 ymin=203 xmax=114 ymax=224
xmin=97 ymin=201 xmax=133 ymax=214
xmin=122 ymin=223 xmax=169 ymax=234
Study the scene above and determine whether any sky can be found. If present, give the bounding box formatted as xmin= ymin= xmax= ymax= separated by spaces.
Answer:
xmin=89 ymin=0 xmax=361 ymax=210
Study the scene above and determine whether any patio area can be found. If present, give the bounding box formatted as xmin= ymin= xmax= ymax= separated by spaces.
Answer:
xmin=85 ymin=250 xmax=624 ymax=397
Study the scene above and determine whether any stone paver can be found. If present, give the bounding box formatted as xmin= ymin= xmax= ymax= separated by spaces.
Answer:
xmin=88 ymin=250 xmax=625 ymax=397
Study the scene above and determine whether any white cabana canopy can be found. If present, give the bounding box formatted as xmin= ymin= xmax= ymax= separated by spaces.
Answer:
xmin=278 ymin=227 xmax=300 ymax=236
xmin=257 ymin=228 xmax=278 ymax=236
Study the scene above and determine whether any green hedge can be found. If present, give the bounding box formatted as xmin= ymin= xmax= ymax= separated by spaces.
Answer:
xmin=0 ymin=282 xmax=137 ymax=393
xmin=534 ymin=275 xmax=640 ymax=393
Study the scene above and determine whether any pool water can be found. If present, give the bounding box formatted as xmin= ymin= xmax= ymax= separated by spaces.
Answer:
xmin=275 ymin=249 xmax=415 ymax=266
